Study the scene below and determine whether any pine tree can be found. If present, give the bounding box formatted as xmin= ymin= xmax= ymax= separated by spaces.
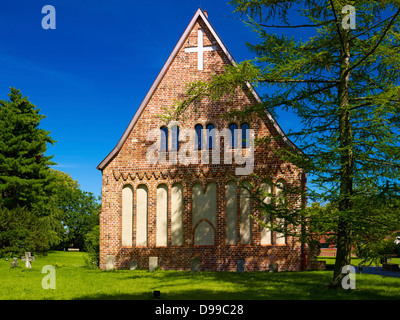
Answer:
xmin=0 ymin=88 xmax=61 ymax=255
xmin=0 ymin=87 xmax=56 ymax=212
xmin=167 ymin=1 xmax=400 ymax=287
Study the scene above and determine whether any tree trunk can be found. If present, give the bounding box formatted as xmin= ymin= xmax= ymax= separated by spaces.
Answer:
xmin=331 ymin=27 xmax=354 ymax=288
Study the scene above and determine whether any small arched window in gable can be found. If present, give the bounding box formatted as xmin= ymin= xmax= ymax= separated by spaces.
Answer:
xmin=229 ymin=123 xmax=238 ymax=149
xmin=171 ymin=125 xmax=179 ymax=151
xmin=241 ymin=123 xmax=250 ymax=149
xmin=206 ymin=123 xmax=215 ymax=150
xmin=160 ymin=126 xmax=168 ymax=152
xmin=195 ymin=124 xmax=203 ymax=150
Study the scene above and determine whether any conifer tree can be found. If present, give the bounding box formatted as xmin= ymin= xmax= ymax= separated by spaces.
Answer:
xmin=0 ymin=88 xmax=61 ymax=254
xmin=0 ymin=87 xmax=56 ymax=212
xmin=167 ymin=1 xmax=400 ymax=287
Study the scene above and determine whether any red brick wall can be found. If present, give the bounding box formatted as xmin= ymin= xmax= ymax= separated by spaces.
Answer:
xmin=98 ymin=16 xmax=307 ymax=271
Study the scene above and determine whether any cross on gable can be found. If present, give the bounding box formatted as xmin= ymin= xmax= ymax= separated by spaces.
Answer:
xmin=185 ymin=29 xmax=216 ymax=71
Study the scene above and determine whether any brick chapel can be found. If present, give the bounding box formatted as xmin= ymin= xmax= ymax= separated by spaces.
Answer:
xmin=97 ymin=8 xmax=307 ymax=271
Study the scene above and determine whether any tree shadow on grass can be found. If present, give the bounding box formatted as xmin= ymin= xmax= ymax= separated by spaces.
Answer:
xmin=73 ymin=270 xmax=400 ymax=300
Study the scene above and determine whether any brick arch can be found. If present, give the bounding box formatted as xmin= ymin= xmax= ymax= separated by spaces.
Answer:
xmin=120 ymin=181 xmax=134 ymax=190
xmin=193 ymin=219 xmax=216 ymax=246
xmin=156 ymin=182 xmax=168 ymax=189
xmin=205 ymin=119 xmax=218 ymax=129
xmin=191 ymin=180 xmax=218 ymax=193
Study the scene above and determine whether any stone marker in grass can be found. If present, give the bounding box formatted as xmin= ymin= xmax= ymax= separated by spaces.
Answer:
xmin=21 ymin=252 xmax=35 ymax=269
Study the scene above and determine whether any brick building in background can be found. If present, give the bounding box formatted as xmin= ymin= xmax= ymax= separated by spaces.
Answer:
xmin=97 ymin=8 xmax=307 ymax=271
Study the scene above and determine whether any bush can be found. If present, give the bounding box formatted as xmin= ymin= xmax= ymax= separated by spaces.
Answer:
xmin=84 ymin=225 xmax=99 ymax=268
xmin=394 ymin=243 xmax=400 ymax=257
xmin=0 ymin=206 xmax=57 ymax=257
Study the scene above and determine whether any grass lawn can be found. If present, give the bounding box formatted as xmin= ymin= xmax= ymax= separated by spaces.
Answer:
xmin=1 ymin=251 xmax=400 ymax=300
xmin=318 ymin=256 xmax=400 ymax=268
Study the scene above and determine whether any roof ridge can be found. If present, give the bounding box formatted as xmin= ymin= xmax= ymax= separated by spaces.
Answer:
xmin=97 ymin=8 xmax=300 ymax=171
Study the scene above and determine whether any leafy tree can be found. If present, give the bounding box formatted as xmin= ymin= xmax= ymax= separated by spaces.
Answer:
xmin=350 ymin=184 xmax=400 ymax=264
xmin=84 ymin=225 xmax=100 ymax=268
xmin=51 ymin=170 xmax=100 ymax=250
xmin=166 ymin=1 xmax=400 ymax=287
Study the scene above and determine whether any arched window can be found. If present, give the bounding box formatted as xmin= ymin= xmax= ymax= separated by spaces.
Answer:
xmin=275 ymin=179 xmax=287 ymax=245
xmin=229 ymin=123 xmax=238 ymax=149
xmin=160 ymin=126 xmax=168 ymax=152
xmin=171 ymin=183 xmax=184 ymax=246
xmin=121 ymin=185 xmax=133 ymax=247
xmin=225 ymin=181 xmax=237 ymax=245
xmin=206 ymin=123 xmax=215 ymax=150
xmin=156 ymin=184 xmax=168 ymax=247
xmin=171 ymin=125 xmax=179 ymax=151
xmin=241 ymin=123 xmax=250 ymax=149
xmin=193 ymin=182 xmax=217 ymax=245
xmin=195 ymin=124 xmax=203 ymax=150
xmin=240 ymin=180 xmax=252 ymax=245
xmin=136 ymin=184 xmax=148 ymax=247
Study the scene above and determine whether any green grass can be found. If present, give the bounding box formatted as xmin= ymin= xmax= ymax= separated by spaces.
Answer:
xmin=318 ymin=256 xmax=400 ymax=267
xmin=1 ymin=251 xmax=400 ymax=300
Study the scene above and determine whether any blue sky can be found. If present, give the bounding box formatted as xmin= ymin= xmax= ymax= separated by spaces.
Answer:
xmin=0 ymin=0 xmax=304 ymax=198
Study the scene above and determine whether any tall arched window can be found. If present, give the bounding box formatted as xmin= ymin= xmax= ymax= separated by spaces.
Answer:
xmin=241 ymin=123 xmax=250 ymax=149
xmin=240 ymin=180 xmax=252 ymax=245
xmin=160 ymin=126 xmax=168 ymax=152
xmin=206 ymin=123 xmax=215 ymax=150
xmin=171 ymin=125 xmax=179 ymax=151
xmin=156 ymin=184 xmax=168 ymax=247
xmin=276 ymin=179 xmax=287 ymax=245
xmin=121 ymin=185 xmax=133 ymax=247
xmin=195 ymin=124 xmax=203 ymax=150
xmin=136 ymin=184 xmax=148 ymax=247
xmin=229 ymin=123 xmax=238 ymax=149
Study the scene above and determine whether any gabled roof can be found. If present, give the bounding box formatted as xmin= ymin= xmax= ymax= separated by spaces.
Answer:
xmin=97 ymin=8 xmax=300 ymax=171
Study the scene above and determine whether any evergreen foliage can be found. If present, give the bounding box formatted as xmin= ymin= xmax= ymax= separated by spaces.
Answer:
xmin=0 ymin=88 xmax=56 ymax=212
xmin=0 ymin=88 xmax=100 ymax=258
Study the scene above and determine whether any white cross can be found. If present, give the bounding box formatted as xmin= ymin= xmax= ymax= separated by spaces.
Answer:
xmin=185 ymin=29 xmax=216 ymax=71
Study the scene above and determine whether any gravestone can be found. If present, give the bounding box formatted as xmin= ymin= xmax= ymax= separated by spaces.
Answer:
xmin=237 ymin=259 xmax=245 ymax=272
xmin=106 ymin=255 xmax=115 ymax=270
xmin=21 ymin=252 xmax=35 ymax=268
xmin=11 ymin=258 xmax=18 ymax=268
xmin=149 ymin=257 xmax=159 ymax=271
xmin=129 ymin=261 xmax=138 ymax=270
xmin=191 ymin=257 xmax=201 ymax=272
xmin=269 ymin=263 xmax=279 ymax=273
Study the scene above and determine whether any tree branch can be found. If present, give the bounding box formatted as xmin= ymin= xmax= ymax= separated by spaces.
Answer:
xmin=349 ymin=14 xmax=395 ymax=42
xmin=227 ymin=15 xmax=331 ymax=28
xmin=350 ymin=7 xmax=400 ymax=72
xmin=356 ymin=158 xmax=400 ymax=168
xmin=261 ymin=79 xmax=339 ymax=84
xmin=349 ymin=102 xmax=375 ymax=111
xmin=329 ymin=0 xmax=345 ymax=53
xmin=266 ymin=83 xmax=338 ymax=111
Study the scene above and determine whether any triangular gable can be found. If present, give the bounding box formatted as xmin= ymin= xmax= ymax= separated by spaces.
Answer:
xmin=97 ymin=8 xmax=299 ymax=171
